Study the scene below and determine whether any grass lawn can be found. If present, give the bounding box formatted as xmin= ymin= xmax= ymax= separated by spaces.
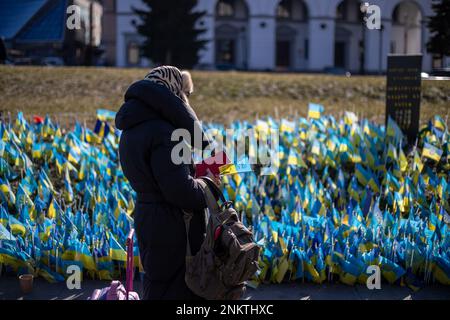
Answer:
xmin=0 ymin=65 xmax=449 ymax=127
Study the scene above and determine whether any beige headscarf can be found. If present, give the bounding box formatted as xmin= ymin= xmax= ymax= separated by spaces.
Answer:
xmin=144 ymin=66 xmax=193 ymax=104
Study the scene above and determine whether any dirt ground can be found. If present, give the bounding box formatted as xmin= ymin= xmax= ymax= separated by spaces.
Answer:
xmin=1 ymin=66 xmax=449 ymax=127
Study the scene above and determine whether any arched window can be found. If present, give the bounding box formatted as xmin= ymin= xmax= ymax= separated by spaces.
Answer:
xmin=277 ymin=0 xmax=292 ymax=19
xmin=392 ymin=5 xmax=401 ymax=23
xmin=217 ymin=0 xmax=234 ymax=17
xmin=391 ymin=1 xmax=422 ymax=26
xmin=390 ymin=1 xmax=423 ymax=55
xmin=336 ymin=0 xmax=363 ymax=23
xmin=214 ymin=0 xmax=249 ymax=69
xmin=276 ymin=0 xmax=308 ymax=21
xmin=336 ymin=1 xmax=346 ymax=20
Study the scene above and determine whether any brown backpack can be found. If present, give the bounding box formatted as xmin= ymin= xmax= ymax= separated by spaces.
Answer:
xmin=184 ymin=177 xmax=260 ymax=300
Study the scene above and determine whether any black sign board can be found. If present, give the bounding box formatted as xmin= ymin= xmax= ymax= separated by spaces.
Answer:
xmin=385 ymin=54 xmax=422 ymax=145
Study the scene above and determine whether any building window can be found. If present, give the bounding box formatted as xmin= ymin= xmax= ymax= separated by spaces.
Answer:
xmin=336 ymin=2 xmax=347 ymax=21
xmin=390 ymin=41 xmax=396 ymax=54
xmin=216 ymin=39 xmax=235 ymax=64
xmin=127 ymin=42 xmax=140 ymax=65
xmin=217 ymin=0 xmax=234 ymax=17
xmin=277 ymin=0 xmax=292 ymax=19
xmin=432 ymin=55 xmax=442 ymax=69
xmin=392 ymin=5 xmax=401 ymax=24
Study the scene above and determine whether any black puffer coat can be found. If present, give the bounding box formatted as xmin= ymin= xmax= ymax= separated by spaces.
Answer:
xmin=115 ymin=80 xmax=208 ymax=300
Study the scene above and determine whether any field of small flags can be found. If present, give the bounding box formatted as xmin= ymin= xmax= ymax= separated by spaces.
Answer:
xmin=0 ymin=106 xmax=449 ymax=290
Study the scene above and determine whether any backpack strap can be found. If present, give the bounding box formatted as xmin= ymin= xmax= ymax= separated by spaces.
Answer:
xmin=197 ymin=178 xmax=220 ymax=213
xmin=183 ymin=211 xmax=193 ymax=257
xmin=184 ymin=177 xmax=222 ymax=259
xmin=199 ymin=176 xmax=226 ymax=204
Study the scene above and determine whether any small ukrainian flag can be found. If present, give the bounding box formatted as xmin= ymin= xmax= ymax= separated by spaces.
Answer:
xmin=97 ymin=109 xmax=117 ymax=122
xmin=308 ymin=103 xmax=324 ymax=119
xmin=219 ymin=163 xmax=238 ymax=175
xmin=432 ymin=115 xmax=446 ymax=132
xmin=422 ymin=143 xmax=442 ymax=162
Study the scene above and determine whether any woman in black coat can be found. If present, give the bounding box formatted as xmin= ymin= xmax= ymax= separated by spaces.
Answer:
xmin=115 ymin=66 xmax=211 ymax=300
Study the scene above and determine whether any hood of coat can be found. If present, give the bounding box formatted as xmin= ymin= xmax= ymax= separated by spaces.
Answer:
xmin=115 ymin=80 xmax=210 ymax=150
xmin=114 ymin=99 xmax=155 ymax=131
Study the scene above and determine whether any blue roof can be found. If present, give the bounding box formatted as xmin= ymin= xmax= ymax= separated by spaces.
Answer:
xmin=0 ymin=0 xmax=47 ymax=40
xmin=16 ymin=0 xmax=67 ymax=42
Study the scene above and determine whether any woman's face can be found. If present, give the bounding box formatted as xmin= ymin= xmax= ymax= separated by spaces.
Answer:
xmin=180 ymin=91 xmax=190 ymax=105
xmin=181 ymin=71 xmax=194 ymax=105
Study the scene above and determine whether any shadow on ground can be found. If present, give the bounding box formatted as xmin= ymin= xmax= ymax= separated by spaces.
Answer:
xmin=244 ymin=282 xmax=449 ymax=300
xmin=0 ymin=276 xmax=448 ymax=300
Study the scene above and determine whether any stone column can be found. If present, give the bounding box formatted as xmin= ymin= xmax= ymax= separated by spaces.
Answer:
xmin=248 ymin=16 xmax=276 ymax=70
xmin=380 ymin=20 xmax=392 ymax=72
xmin=308 ymin=18 xmax=335 ymax=71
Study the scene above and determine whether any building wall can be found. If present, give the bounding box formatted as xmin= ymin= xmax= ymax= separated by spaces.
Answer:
xmin=114 ymin=0 xmax=435 ymax=73
xmin=116 ymin=0 xmax=149 ymax=67
xmin=101 ymin=0 xmax=116 ymax=66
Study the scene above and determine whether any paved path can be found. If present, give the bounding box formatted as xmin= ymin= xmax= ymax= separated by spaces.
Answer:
xmin=0 ymin=276 xmax=448 ymax=300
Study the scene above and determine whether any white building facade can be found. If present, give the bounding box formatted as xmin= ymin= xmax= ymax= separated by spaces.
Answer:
xmin=116 ymin=0 xmax=436 ymax=73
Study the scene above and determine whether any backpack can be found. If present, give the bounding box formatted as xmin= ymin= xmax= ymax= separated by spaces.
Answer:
xmin=184 ymin=177 xmax=260 ymax=300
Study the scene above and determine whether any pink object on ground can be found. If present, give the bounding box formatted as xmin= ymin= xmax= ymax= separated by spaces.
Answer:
xmin=89 ymin=229 xmax=140 ymax=300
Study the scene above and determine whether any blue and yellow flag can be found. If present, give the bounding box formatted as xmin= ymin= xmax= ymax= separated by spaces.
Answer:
xmin=422 ymin=143 xmax=443 ymax=162
xmin=308 ymin=103 xmax=324 ymax=119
